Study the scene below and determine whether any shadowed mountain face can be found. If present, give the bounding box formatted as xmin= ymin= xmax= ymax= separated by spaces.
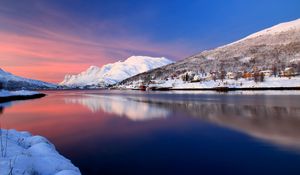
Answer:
xmin=0 ymin=68 xmax=56 ymax=90
xmin=64 ymin=92 xmax=300 ymax=150
xmin=121 ymin=19 xmax=300 ymax=84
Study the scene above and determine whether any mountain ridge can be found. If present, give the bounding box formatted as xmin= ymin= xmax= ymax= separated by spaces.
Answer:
xmin=119 ymin=18 xmax=300 ymax=85
xmin=60 ymin=56 xmax=173 ymax=87
xmin=0 ymin=68 xmax=57 ymax=90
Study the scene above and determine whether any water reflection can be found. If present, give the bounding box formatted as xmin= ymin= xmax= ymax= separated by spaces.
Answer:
xmin=151 ymin=100 xmax=300 ymax=149
xmin=65 ymin=92 xmax=300 ymax=150
xmin=64 ymin=94 xmax=169 ymax=121
xmin=1 ymin=91 xmax=300 ymax=174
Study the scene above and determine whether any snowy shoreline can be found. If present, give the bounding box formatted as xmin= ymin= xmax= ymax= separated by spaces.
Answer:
xmin=0 ymin=90 xmax=46 ymax=103
xmin=118 ymin=76 xmax=300 ymax=91
xmin=0 ymin=129 xmax=81 ymax=175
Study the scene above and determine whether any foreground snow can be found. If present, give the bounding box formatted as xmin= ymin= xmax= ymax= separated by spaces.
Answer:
xmin=0 ymin=129 xmax=80 ymax=175
xmin=60 ymin=56 xmax=173 ymax=87
xmin=121 ymin=76 xmax=300 ymax=90
xmin=0 ymin=90 xmax=41 ymax=97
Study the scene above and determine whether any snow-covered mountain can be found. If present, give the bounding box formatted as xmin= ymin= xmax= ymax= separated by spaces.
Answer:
xmin=120 ymin=18 xmax=300 ymax=84
xmin=60 ymin=56 xmax=173 ymax=87
xmin=0 ymin=68 xmax=57 ymax=90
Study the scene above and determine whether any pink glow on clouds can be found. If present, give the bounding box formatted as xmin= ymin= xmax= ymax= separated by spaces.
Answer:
xmin=0 ymin=13 xmax=194 ymax=83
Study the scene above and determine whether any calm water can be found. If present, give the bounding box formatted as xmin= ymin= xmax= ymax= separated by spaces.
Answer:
xmin=1 ymin=90 xmax=300 ymax=175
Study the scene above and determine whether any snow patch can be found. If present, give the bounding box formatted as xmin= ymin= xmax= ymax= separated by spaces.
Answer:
xmin=240 ymin=57 xmax=252 ymax=63
xmin=0 ymin=129 xmax=80 ymax=175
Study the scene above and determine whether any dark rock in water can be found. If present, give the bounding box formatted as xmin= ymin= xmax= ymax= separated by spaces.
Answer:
xmin=0 ymin=93 xmax=46 ymax=103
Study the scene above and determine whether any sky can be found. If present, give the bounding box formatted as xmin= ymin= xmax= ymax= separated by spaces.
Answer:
xmin=0 ymin=0 xmax=299 ymax=83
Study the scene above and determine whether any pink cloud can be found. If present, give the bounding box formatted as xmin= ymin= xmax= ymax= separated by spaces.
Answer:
xmin=0 ymin=15 xmax=194 ymax=83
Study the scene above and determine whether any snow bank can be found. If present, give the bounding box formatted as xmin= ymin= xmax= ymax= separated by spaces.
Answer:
xmin=121 ymin=76 xmax=300 ymax=90
xmin=0 ymin=129 xmax=81 ymax=175
xmin=0 ymin=90 xmax=41 ymax=97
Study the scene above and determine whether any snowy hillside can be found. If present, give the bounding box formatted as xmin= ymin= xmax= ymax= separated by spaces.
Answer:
xmin=240 ymin=18 xmax=300 ymax=41
xmin=0 ymin=68 xmax=57 ymax=90
xmin=226 ymin=18 xmax=300 ymax=46
xmin=120 ymin=18 xmax=300 ymax=86
xmin=60 ymin=56 xmax=173 ymax=87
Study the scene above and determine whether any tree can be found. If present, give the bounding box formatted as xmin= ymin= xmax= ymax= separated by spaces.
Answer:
xmin=254 ymin=72 xmax=260 ymax=83
xmin=212 ymin=74 xmax=217 ymax=82
xmin=219 ymin=62 xmax=226 ymax=82
xmin=220 ymin=70 xmax=226 ymax=82
xmin=260 ymin=73 xmax=265 ymax=82
xmin=272 ymin=65 xmax=277 ymax=77
xmin=144 ymin=75 xmax=151 ymax=84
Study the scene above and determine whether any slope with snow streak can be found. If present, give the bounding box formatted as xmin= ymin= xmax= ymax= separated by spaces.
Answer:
xmin=227 ymin=18 xmax=300 ymax=46
xmin=0 ymin=68 xmax=57 ymax=90
xmin=60 ymin=56 xmax=173 ymax=87
xmin=243 ymin=18 xmax=300 ymax=40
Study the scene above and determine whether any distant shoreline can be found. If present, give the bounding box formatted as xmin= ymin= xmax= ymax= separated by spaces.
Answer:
xmin=169 ymin=87 xmax=300 ymax=91
xmin=41 ymin=87 xmax=300 ymax=92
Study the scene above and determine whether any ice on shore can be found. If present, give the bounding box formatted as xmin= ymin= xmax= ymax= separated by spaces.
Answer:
xmin=0 ymin=129 xmax=81 ymax=175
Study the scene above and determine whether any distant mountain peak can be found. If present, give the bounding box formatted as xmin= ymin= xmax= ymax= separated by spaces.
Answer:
xmin=60 ymin=56 xmax=173 ymax=87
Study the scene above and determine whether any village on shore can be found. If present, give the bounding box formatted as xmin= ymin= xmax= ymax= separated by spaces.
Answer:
xmin=117 ymin=64 xmax=300 ymax=91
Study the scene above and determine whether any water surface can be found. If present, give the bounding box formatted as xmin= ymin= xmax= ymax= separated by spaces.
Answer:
xmin=1 ymin=90 xmax=300 ymax=175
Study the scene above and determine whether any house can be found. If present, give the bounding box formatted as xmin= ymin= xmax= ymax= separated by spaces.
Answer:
xmin=226 ymin=72 xmax=236 ymax=79
xmin=260 ymin=70 xmax=273 ymax=77
xmin=150 ymin=80 xmax=165 ymax=84
xmin=192 ymin=75 xmax=201 ymax=82
xmin=203 ymin=73 xmax=214 ymax=81
xmin=283 ymin=67 xmax=295 ymax=77
xmin=243 ymin=72 xmax=253 ymax=79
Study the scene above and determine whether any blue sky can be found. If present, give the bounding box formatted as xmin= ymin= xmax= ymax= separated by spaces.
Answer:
xmin=0 ymin=0 xmax=299 ymax=82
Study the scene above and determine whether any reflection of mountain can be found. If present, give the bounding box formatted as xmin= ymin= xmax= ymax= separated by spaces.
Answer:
xmin=65 ymin=93 xmax=300 ymax=149
xmin=64 ymin=95 xmax=169 ymax=121
xmin=137 ymin=97 xmax=300 ymax=150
